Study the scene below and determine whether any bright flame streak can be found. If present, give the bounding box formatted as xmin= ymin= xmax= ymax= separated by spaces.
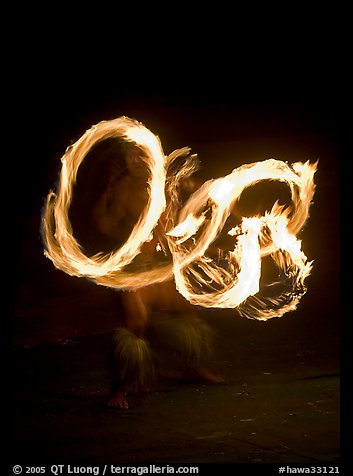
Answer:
xmin=41 ymin=117 xmax=173 ymax=287
xmin=166 ymin=159 xmax=317 ymax=317
xmin=166 ymin=213 xmax=206 ymax=244
xmin=209 ymin=177 xmax=236 ymax=206
xmin=172 ymin=217 xmax=262 ymax=308
xmin=41 ymin=117 xmax=317 ymax=319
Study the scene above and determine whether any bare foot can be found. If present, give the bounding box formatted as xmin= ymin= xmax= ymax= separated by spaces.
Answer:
xmin=158 ymin=369 xmax=185 ymax=380
xmin=184 ymin=367 xmax=225 ymax=383
xmin=108 ymin=390 xmax=129 ymax=409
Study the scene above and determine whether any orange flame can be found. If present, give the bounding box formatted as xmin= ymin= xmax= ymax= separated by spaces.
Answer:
xmin=41 ymin=117 xmax=317 ymax=320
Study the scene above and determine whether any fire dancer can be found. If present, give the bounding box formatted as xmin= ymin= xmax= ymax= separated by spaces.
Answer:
xmin=42 ymin=117 xmax=316 ymax=410
xmin=87 ymin=142 xmax=222 ymax=409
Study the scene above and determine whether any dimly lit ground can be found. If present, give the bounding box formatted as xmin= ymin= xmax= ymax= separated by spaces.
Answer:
xmin=12 ymin=234 xmax=340 ymax=466
xmin=11 ymin=87 xmax=342 ymax=471
xmin=12 ymin=321 xmax=339 ymax=465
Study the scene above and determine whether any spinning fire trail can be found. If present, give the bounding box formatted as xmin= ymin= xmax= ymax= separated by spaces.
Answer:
xmin=41 ymin=116 xmax=317 ymax=320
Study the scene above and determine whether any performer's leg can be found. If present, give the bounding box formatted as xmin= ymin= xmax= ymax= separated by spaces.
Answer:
xmin=108 ymin=290 xmax=153 ymax=408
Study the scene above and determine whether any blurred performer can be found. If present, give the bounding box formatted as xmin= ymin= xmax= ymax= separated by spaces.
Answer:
xmin=81 ymin=141 xmax=222 ymax=409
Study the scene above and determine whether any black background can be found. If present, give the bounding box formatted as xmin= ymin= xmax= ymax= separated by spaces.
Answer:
xmin=9 ymin=33 xmax=345 ymax=469
xmin=15 ymin=65 xmax=341 ymax=334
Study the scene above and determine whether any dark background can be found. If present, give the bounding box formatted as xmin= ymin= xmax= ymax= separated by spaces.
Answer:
xmin=10 ymin=53 xmax=343 ymax=468
xmin=15 ymin=74 xmax=341 ymax=341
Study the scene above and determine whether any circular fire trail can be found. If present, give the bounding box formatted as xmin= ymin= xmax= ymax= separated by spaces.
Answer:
xmin=41 ymin=116 xmax=317 ymax=320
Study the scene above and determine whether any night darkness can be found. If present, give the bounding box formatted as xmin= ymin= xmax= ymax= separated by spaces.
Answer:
xmin=10 ymin=57 xmax=343 ymax=472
